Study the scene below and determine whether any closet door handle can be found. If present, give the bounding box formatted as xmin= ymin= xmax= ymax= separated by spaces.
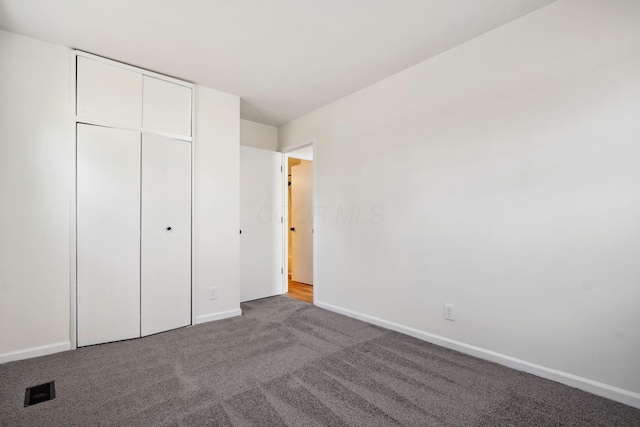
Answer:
xmin=166 ymin=226 xmax=172 ymax=231
xmin=290 ymin=227 xmax=295 ymax=231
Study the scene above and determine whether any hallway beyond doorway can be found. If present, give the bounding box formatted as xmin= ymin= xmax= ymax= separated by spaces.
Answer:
xmin=286 ymin=279 xmax=313 ymax=304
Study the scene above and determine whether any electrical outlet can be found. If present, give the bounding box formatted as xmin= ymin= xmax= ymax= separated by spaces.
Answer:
xmin=444 ymin=304 xmax=455 ymax=321
xmin=209 ymin=287 xmax=217 ymax=300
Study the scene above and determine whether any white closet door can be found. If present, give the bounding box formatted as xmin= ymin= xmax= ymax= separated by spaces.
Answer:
xmin=239 ymin=146 xmax=283 ymax=302
xmin=76 ymin=57 xmax=142 ymax=126
xmin=142 ymin=76 xmax=192 ymax=137
xmin=77 ymin=124 xmax=141 ymax=347
xmin=141 ymin=133 xmax=191 ymax=336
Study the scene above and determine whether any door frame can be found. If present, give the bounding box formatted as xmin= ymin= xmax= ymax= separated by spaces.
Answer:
xmin=280 ymin=139 xmax=317 ymax=303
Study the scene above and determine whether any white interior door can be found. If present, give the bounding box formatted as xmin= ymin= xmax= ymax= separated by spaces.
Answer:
xmin=77 ymin=124 xmax=141 ymax=347
xmin=240 ymin=146 xmax=283 ymax=302
xmin=291 ymin=162 xmax=313 ymax=285
xmin=141 ymin=133 xmax=192 ymax=336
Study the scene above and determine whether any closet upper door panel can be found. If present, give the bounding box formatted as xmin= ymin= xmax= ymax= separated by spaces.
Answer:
xmin=77 ymin=57 xmax=143 ymax=126
xmin=142 ymin=76 xmax=192 ymax=137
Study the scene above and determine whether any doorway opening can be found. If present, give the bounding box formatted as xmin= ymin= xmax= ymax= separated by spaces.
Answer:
xmin=284 ymin=144 xmax=314 ymax=304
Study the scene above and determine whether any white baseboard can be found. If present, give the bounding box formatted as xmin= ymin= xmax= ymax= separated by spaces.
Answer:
xmin=315 ymin=300 xmax=640 ymax=410
xmin=1 ymin=310 xmax=243 ymax=364
xmin=195 ymin=308 xmax=242 ymax=325
xmin=0 ymin=341 xmax=71 ymax=365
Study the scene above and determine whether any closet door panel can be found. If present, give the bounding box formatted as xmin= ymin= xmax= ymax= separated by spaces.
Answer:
xmin=77 ymin=124 xmax=141 ymax=347
xmin=76 ymin=57 xmax=143 ymax=126
xmin=142 ymin=76 xmax=192 ymax=137
xmin=141 ymin=134 xmax=191 ymax=336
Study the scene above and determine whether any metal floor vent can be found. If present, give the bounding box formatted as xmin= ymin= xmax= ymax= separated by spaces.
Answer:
xmin=24 ymin=381 xmax=55 ymax=407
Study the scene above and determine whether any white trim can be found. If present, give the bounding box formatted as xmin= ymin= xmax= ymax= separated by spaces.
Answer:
xmin=75 ymin=117 xmax=193 ymax=142
xmin=275 ymin=152 xmax=287 ymax=294
xmin=315 ymin=300 xmax=640 ymax=410
xmin=190 ymin=87 xmax=197 ymax=327
xmin=0 ymin=342 xmax=71 ymax=365
xmin=314 ymin=301 xmax=358 ymax=318
xmin=280 ymin=137 xmax=317 ymax=153
xmin=69 ymin=49 xmax=78 ymax=350
xmin=281 ymin=153 xmax=289 ymax=295
xmin=195 ymin=309 xmax=242 ymax=325
xmin=311 ymin=142 xmax=317 ymax=303
xmin=75 ymin=50 xmax=194 ymax=89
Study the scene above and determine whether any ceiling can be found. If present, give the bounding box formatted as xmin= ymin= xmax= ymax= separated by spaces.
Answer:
xmin=0 ymin=0 xmax=555 ymax=126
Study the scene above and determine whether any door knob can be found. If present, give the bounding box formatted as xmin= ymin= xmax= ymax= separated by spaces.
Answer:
xmin=166 ymin=226 xmax=172 ymax=231
xmin=290 ymin=227 xmax=295 ymax=231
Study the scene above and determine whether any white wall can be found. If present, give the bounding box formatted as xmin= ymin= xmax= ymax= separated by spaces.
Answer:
xmin=287 ymin=145 xmax=313 ymax=161
xmin=0 ymin=30 xmax=72 ymax=361
xmin=279 ymin=0 xmax=640 ymax=407
xmin=240 ymin=119 xmax=277 ymax=151
xmin=0 ymin=30 xmax=242 ymax=361
xmin=193 ymin=86 xmax=241 ymax=323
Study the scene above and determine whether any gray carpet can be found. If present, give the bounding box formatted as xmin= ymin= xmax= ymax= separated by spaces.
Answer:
xmin=1 ymin=296 xmax=638 ymax=426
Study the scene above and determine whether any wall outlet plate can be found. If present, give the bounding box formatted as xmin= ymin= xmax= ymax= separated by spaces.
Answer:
xmin=209 ymin=287 xmax=217 ymax=300
xmin=444 ymin=303 xmax=455 ymax=321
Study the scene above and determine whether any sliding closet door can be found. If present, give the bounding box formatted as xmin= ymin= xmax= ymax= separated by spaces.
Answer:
xmin=141 ymin=134 xmax=191 ymax=336
xmin=77 ymin=124 xmax=141 ymax=347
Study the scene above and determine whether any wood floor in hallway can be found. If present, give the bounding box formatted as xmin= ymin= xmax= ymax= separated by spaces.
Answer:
xmin=286 ymin=279 xmax=313 ymax=304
